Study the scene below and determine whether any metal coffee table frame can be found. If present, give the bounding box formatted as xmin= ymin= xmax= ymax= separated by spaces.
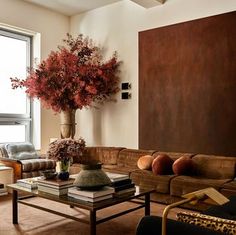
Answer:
xmin=8 ymin=184 xmax=155 ymax=235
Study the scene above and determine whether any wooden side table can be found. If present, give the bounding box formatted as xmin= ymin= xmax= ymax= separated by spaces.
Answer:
xmin=0 ymin=166 xmax=14 ymax=192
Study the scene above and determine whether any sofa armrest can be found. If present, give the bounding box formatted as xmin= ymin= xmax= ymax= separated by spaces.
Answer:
xmin=0 ymin=158 xmax=22 ymax=182
xmin=0 ymin=157 xmax=21 ymax=163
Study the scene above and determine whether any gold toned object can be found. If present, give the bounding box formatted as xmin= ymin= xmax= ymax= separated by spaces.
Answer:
xmin=161 ymin=187 xmax=229 ymax=235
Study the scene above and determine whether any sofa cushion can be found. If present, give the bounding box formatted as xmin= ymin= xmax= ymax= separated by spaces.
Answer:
xmin=152 ymin=154 xmax=174 ymax=175
xmin=170 ymin=175 xmax=231 ymax=197
xmin=69 ymin=163 xmax=135 ymax=176
xmin=172 ymin=156 xmax=195 ymax=175
xmin=15 ymin=152 xmax=39 ymax=160
xmin=177 ymin=212 xmax=236 ymax=235
xmin=220 ymin=181 xmax=236 ymax=197
xmin=21 ymin=159 xmax=56 ymax=172
xmin=192 ymin=155 xmax=236 ymax=179
xmin=5 ymin=142 xmax=39 ymax=160
xmin=117 ymin=149 xmax=155 ymax=168
xmin=221 ymin=181 xmax=236 ymax=191
xmin=137 ymin=155 xmax=154 ymax=170
xmin=131 ymin=169 xmax=176 ymax=194
xmin=103 ymin=166 xmax=137 ymax=176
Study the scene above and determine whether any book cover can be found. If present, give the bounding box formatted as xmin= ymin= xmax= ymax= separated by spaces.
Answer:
xmin=113 ymin=183 xmax=135 ymax=192
xmin=37 ymin=178 xmax=74 ymax=187
xmin=105 ymin=172 xmax=129 ymax=182
xmin=114 ymin=191 xmax=135 ymax=198
xmin=37 ymin=182 xmax=73 ymax=190
xmin=68 ymin=193 xmax=113 ymax=202
xmin=68 ymin=186 xmax=115 ymax=198
xmin=17 ymin=176 xmax=43 ymax=189
xmin=38 ymin=185 xmax=68 ymax=195
xmin=111 ymin=178 xmax=132 ymax=187
xmin=114 ymin=187 xmax=136 ymax=195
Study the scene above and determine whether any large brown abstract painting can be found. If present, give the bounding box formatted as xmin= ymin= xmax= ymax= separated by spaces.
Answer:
xmin=139 ymin=11 xmax=236 ymax=156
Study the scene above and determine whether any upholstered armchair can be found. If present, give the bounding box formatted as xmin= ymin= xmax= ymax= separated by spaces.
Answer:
xmin=0 ymin=142 xmax=56 ymax=182
xmin=136 ymin=195 xmax=236 ymax=235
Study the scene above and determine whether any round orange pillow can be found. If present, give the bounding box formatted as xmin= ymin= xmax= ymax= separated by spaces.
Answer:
xmin=152 ymin=154 xmax=174 ymax=175
xmin=137 ymin=155 xmax=154 ymax=170
xmin=172 ymin=156 xmax=194 ymax=175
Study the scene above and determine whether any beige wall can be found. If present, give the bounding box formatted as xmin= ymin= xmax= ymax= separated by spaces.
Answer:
xmin=70 ymin=0 xmax=236 ymax=149
xmin=0 ymin=0 xmax=69 ymax=153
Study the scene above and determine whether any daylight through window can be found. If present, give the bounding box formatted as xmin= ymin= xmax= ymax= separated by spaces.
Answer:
xmin=0 ymin=29 xmax=32 ymax=143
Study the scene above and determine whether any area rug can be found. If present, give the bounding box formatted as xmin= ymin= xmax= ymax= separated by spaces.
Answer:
xmin=0 ymin=195 xmax=192 ymax=235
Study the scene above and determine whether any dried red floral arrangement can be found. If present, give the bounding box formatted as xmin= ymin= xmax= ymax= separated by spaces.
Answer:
xmin=11 ymin=33 xmax=120 ymax=112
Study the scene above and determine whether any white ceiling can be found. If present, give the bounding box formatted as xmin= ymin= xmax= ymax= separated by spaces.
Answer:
xmin=23 ymin=0 xmax=165 ymax=16
xmin=23 ymin=0 xmax=122 ymax=16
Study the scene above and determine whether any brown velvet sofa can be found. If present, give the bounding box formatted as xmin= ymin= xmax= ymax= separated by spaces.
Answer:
xmin=70 ymin=147 xmax=236 ymax=211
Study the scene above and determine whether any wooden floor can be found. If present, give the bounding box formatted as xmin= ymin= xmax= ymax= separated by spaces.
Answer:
xmin=0 ymin=194 xmax=194 ymax=235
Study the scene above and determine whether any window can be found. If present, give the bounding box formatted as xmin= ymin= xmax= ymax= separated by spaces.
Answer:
xmin=0 ymin=29 xmax=32 ymax=143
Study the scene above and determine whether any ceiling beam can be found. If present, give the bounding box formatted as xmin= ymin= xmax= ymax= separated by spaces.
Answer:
xmin=130 ymin=0 xmax=165 ymax=8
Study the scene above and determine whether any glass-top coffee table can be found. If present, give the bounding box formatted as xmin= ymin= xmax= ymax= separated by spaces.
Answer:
xmin=7 ymin=184 xmax=155 ymax=235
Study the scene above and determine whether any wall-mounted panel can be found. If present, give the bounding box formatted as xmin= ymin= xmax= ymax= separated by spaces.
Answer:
xmin=139 ymin=11 xmax=236 ymax=156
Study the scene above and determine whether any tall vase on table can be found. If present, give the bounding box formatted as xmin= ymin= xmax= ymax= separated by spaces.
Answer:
xmin=60 ymin=109 xmax=76 ymax=139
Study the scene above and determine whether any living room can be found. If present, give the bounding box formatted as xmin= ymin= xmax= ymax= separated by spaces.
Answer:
xmin=1 ymin=0 xmax=236 ymax=234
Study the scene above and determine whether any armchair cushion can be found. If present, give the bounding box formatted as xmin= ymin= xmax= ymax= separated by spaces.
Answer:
xmin=177 ymin=212 xmax=236 ymax=235
xmin=5 ymin=142 xmax=39 ymax=160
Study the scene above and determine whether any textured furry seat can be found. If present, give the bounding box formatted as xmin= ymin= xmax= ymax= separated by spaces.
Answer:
xmin=136 ymin=216 xmax=223 ymax=235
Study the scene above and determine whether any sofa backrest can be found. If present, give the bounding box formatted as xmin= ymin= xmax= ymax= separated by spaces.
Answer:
xmin=117 ymin=149 xmax=156 ymax=168
xmin=192 ymin=154 xmax=236 ymax=179
xmin=84 ymin=147 xmax=125 ymax=165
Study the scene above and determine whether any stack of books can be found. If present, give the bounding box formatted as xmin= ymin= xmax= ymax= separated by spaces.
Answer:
xmin=0 ymin=183 xmax=7 ymax=196
xmin=106 ymin=172 xmax=136 ymax=197
xmin=17 ymin=176 xmax=43 ymax=190
xmin=37 ymin=178 xmax=74 ymax=196
xmin=68 ymin=186 xmax=115 ymax=202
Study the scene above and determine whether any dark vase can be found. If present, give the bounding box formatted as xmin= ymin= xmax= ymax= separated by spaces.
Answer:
xmin=58 ymin=171 xmax=69 ymax=180
xmin=74 ymin=162 xmax=111 ymax=190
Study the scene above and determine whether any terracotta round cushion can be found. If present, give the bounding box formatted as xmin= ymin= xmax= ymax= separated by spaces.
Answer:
xmin=172 ymin=156 xmax=195 ymax=175
xmin=152 ymin=154 xmax=174 ymax=175
xmin=137 ymin=155 xmax=154 ymax=170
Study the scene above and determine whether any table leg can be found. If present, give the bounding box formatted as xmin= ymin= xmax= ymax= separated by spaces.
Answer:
xmin=90 ymin=210 xmax=96 ymax=235
xmin=12 ymin=190 xmax=18 ymax=224
xmin=145 ymin=193 xmax=150 ymax=215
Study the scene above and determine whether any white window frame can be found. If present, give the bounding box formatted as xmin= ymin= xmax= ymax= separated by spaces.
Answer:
xmin=0 ymin=29 xmax=32 ymax=143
